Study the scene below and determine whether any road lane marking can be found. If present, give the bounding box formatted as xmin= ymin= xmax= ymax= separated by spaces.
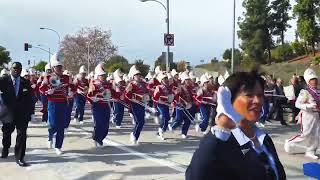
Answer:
xmin=67 ymin=125 xmax=187 ymax=173
xmin=103 ymin=139 xmax=187 ymax=173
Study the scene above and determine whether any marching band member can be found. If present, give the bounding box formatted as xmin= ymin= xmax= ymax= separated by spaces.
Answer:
xmin=284 ymin=68 xmax=320 ymax=159
xmin=38 ymin=63 xmax=52 ymax=123
xmin=29 ymin=68 xmax=39 ymax=122
xmin=145 ymin=71 xmax=154 ymax=82
xmin=147 ymin=66 xmax=161 ymax=123
xmin=112 ymin=69 xmax=127 ymax=128
xmin=20 ymin=69 xmax=29 ymax=80
xmin=195 ymin=75 xmax=217 ymax=134
xmin=0 ymin=68 xmax=9 ymax=77
xmin=125 ymin=66 xmax=150 ymax=145
xmin=63 ymin=70 xmax=75 ymax=130
xmin=39 ymin=52 xmax=74 ymax=155
xmin=123 ymin=73 xmax=135 ymax=124
xmin=74 ymin=65 xmax=89 ymax=124
xmin=169 ymin=72 xmax=196 ymax=139
xmin=87 ymin=63 xmax=114 ymax=147
xmin=170 ymin=69 xmax=180 ymax=122
xmin=153 ymin=72 xmax=174 ymax=140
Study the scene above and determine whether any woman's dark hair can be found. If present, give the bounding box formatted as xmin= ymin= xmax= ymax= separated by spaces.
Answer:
xmin=223 ymin=71 xmax=265 ymax=103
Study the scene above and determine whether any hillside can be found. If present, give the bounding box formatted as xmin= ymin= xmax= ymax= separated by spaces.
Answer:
xmin=195 ymin=52 xmax=320 ymax=86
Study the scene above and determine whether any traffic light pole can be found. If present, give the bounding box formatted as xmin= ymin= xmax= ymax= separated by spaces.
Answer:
xmin=166 ymin=0 xmax=170 ymax=72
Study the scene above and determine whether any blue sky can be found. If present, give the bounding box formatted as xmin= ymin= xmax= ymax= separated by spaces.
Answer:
xmin=0 ymin=0 xmax=297 ymax=68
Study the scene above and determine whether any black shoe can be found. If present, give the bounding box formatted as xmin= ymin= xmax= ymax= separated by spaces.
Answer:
xmin=281 ymin=122 xmax=289 ymax=126
xmin=1 ymin=149 xmax=9 ymax=158
xmin=16 ymin=159 xmax=30 ymax=167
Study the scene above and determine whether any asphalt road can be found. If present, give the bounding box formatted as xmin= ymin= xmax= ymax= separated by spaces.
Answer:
xmin=0 ymin=103 xmax=319 ymax=180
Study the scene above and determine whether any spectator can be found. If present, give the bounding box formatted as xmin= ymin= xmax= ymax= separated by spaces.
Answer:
xmin=268 ymin=78 xmax=288 ymax=126
xmin=186 ymin=71 xmax=286 ymax=180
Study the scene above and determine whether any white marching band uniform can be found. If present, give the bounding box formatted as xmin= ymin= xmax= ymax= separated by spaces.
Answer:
xmin=27 ymin=58 xmax=320 ymax=161
xmin=284 ymin=68 xmax=320 ymax=159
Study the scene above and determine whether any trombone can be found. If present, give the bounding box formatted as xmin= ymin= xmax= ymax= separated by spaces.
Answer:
xmin=129 ymin=93 xmax=158 ymax=114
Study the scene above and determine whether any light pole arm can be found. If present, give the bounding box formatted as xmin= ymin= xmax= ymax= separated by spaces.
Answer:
xmin=34 ymin=46 xmax=54 ymax=55
xmin=141 ymin=0 xmax=167 ymax=12
xmin=40 ymin=27 xmax=61 ymax=44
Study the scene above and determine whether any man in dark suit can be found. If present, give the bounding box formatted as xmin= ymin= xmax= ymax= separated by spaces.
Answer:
xmin=0 ymin=62 xmax=33 ymax=167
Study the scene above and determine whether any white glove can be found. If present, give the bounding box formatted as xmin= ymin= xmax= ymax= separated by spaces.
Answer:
xmin=216 ymin=86 xmax=243 ymax=124
xmin=68 ymin=91 xmax=74 ymax=97
xmin=306 ymin=103 xmax=317 ymax=111
xmin=31 ymin=84 xmax=36 ymax=89
xmin=92 ymin=97 xmax=99 ymax=103
xmin=47 ymin=89 xmax=55 ymax=95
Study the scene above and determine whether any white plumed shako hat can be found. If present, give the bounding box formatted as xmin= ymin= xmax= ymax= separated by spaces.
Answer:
xmin=94 ymin=63 xmax=106 ymax=76
xmin=180 ymin=72 xmax=190 ymax=83
xmin=50 ymin=52 xmax=64 ymax=67
xmin=79 ymin=65 xmax=86 ymax=74
xmin=304 ymin=68 xmax=318 ymax=84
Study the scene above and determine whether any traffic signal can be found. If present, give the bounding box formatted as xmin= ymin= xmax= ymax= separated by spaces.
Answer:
xmin=28 ymin=60 xmax=30 ymax=65
xmin=24 ymin=43 xmax=32 ymax=51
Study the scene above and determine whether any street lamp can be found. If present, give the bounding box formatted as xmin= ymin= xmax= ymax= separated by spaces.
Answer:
xmin=87 ymin=37 xmax=103 ymax=74
xmin=40 ymin=27 xmax=61 ymax=48
xmin=140 ymin=0 xmax=170 ymax=72
xmin=231 ymin=0 xmax=236 ymax=73
xmin=37 ymin=44 xmax=52 ymax=61
xmin=34 ymin=45 xmax=54 ymax=67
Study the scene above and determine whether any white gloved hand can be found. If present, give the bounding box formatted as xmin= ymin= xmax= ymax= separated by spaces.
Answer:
xmin=216 ymin=86 xmax=243 ymax=124
xmin=47 ymin=89 xmax=55 ymax=95
xmin=68 ymin=91 xmax=74 ymax=98
xmin=31 ymin=84 xmax=37 ymax=89
xmin=306 ymin=103 xmax=317 ymax=111
xmin=92 ymin=97 xmax=99 ymax=103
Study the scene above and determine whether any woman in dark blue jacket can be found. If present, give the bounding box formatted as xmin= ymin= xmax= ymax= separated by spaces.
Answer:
xmin=186 ymin=71 xmax=286 ymax=180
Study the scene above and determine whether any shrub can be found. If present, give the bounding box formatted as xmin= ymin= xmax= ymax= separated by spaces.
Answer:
xmin=291 ymin=41 xmax=305 ymax=56
xmin=313 ymin=56 xmax=320 ymax=65
xmin=271 ymin=43 xmax=293 ymax=62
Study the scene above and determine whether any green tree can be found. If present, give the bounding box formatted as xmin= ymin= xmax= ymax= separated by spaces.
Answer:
xmin=134 ymin=59 xmax=150 ymax=77
xmin=176 ymin=61 xmax=187 ymax=72
xmin=154 ymin=54 xmax=166 ymax=70
xmin=222 ymin=48 xmax=243 ymax=68
xmin=33 ymin=61 xmax=47 ymax=72
xmin=293 ymin=0 xmax=320 ymax=56
xmin=238 ymin=0 xmax=273 ymax=64
xmin=270 ymin=0 xmax=292 ymax=46
xmin=105 ymin=55 xmax=130 ymax=73
xmin=291 ymin=41 xmax=306 ymax=56
xmin=0 ymin=46 xmax=11 ymax=67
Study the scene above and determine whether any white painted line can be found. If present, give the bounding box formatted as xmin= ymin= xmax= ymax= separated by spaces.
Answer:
xmin=103 ymin=139 xmax=187 ymax=173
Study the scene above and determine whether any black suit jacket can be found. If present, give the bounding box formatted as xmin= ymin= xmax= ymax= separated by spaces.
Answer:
xmin=0 ymin=75 xmax=33 ymax=124
xmin=186 ymin=132 xmax=286 ymax=180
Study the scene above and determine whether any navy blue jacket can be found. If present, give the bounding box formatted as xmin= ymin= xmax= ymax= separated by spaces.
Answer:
xmin=186 ymin=132 xmax=286 ymax=180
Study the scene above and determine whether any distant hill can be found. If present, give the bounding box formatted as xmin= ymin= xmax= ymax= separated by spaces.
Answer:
xmin=195 ymin=52 xmax=320 ymax=86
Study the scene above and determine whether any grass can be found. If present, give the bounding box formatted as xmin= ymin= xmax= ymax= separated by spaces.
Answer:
xmin=196 ymin=53 xmax=320 ymax=86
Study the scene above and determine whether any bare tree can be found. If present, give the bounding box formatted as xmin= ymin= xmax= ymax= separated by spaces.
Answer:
xmin=60 ymin=27 xmax=117 ymax=73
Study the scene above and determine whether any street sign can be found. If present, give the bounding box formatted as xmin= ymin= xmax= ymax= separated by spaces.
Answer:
xmin=164 ymin=34 xmax=174 ymax=46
